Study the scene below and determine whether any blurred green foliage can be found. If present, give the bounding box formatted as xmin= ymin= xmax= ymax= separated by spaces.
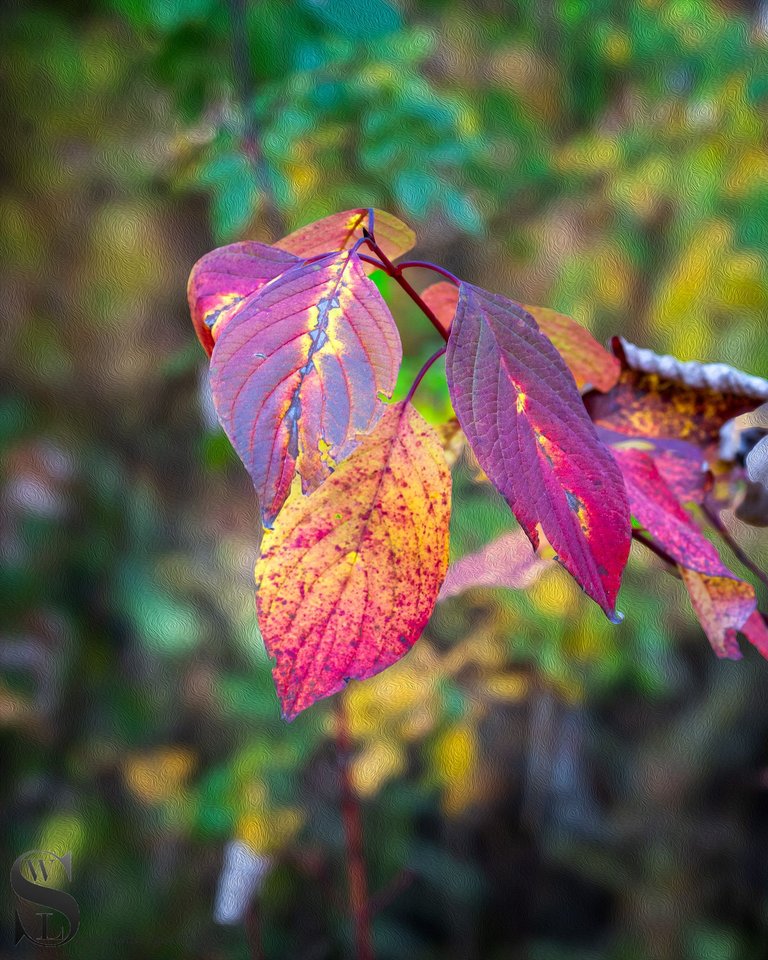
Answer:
xmin=3 ymin=1 xmax=768 ymax=958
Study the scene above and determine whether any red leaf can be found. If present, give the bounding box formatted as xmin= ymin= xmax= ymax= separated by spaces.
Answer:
xmin=522 ymin=304 xmax=620 ymax=392
xmin=651 ymin=444 xmax=708 ymax=505
xmin=438 ymin=527 xmax=549 ymax=601
xmin=420 ymin=282 xmax=459 ymax=334
xmin=275 ymin=208 xmax=415 ymax=261
xmin=188 ymin=242 xmax=300 ymax=356
xmin=255 ymin=402 xmax=451 ymax=720
xmin=210 ymin=251 xmax=402 ymax=526
xmin=679 ymin=568 xmax=756 ymax=659
xmin=444 ymin=283 xmax=631 ymax=619
xmin=611 ymin=446 xmax=724 ymax=574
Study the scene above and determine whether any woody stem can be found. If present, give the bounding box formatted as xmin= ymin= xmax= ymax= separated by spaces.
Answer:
xmin=335 ymin=698 xmax=374 ymax=960
xmin=360 ymin=232 xmax=449 ymax=341
xmin=702 ymin=503 xmax=768 ymax=592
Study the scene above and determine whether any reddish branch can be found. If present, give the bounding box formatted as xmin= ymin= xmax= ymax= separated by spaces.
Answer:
xmin=335 ymin=698 xmax=374 ymax=960
xmin=360 ymin=232 xmax=450 ymax=341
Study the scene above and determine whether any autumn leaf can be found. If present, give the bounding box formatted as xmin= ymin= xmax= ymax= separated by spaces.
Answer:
xmin=255 ymin=402 xmax=451 ymax=720
xmin=210 ymin=251 xmax=402 ymax=526
xmin=742 ymin=610 xmax=768 ymax=658
xmin=421 ymin=283 xmax=620 ymax=391
xmin=522 ymin=304 xmax=620 ymax=392
xmin=420 ymin=281 xmax=459 ymax=336
xmin=188 ymin=241 xmax=300 ymax=356
xmin=438 ymin=527 xmax=549 ymax=602
xmin=679 ymin=568 xmax=756 ymax=659
xmin=445 ymin=283 xmax=631 ymax=619
xmin=275 ymin=208 xmax=415 ymax=261
xmin=586 ymin=339 xmax=768 ymax=454
xmin=611 ymin=446 xmax=722 ymax=573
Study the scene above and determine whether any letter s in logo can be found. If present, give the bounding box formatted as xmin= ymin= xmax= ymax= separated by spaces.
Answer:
xmin=10 ymin=851 xmax=80 ymax=946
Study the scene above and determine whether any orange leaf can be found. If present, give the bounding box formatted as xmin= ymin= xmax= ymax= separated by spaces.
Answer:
xmin=679 ymin=567 xmax=756 ymax=659
xmin=523 ymin=304 xmax=620 ymax=393
xmin=256 ymin=402 xmax=451 ymax=720
xmin=275 ymin=208 xmax=415 ymax=261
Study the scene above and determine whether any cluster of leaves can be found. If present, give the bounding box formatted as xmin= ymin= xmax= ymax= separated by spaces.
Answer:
xmin=189 ymin=207 xmax=768 ymax=721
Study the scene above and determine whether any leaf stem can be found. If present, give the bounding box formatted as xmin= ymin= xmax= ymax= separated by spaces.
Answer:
xmin=335 ymin=697 xmax=374 ymax=960
xmin=702 ymin=503 xmax=768 ymax=592
xmin=360 ymin=232 xmax=449 ymax=341
xmin=396 ymin=260 xmax=460 ymax=285
xmin=404 ymin=346 xmax=447 ymax=405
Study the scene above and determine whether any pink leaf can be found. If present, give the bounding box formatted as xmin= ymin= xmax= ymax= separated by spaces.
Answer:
xmin=188 ymin=241 xmax=300 ymax=355
xmin=438 ymin=528 xmax=549 ymax=601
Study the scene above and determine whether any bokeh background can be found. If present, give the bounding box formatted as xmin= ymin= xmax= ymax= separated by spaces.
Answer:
xmin=3 ymin=1 xmax=768 ymax=958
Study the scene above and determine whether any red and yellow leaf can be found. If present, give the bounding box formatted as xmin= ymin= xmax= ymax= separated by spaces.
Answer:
xmin=679 ymin=568 xmax=756 ymax=659
xmin=188 ymin=241 xmax=300 ymax=355
xmin=438 ymin=527 xmax=548 ymax=601
xmin=275 ymin=208 xmax=415 ymax=261
xmin=586 ymin=364 xmax=763 ymax=454
xmin=255 ymin=402 xmax=451 ymax=720
xmin=445 ymin=283 xmax=631 ymax=619
xmin=210 ymin=251 xmax=402 ymax=526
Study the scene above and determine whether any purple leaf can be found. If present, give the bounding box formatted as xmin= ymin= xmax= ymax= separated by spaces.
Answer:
xmin=210 ymin=251 xmax=402 ymax=526
xmin=445 ymin=283 xmax=631 ymax=618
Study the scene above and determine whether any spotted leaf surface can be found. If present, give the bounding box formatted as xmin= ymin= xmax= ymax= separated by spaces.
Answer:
xmin=586 ymin=363 xmax=764 ymax=454
xmin=445 ymin=283 xmax=631 ymax=619
xmin=210 ymin=251 xmax=402 ymax=526
xmin=188 ymin=241 xmax=300 ymax=355
xmin=275 ymin=208 xmax=415 ymax=261
xmin=679 ymin=568 xmax=756 ymax=659
xmin=255 ymin=402 xmax=451 ymax=720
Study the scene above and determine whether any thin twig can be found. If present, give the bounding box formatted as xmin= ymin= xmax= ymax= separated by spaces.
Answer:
xmin=361 ymin=231 xmax=449 ymax=341
xmin=335 ymin=697 xmax=374 ymax=960
xmin=226 ymin=0 xmax=285 ymax=237
xmin=702 ymin=502 xmax=768 ymax=592
xmin=632 ymin=530 xmax=680 ymax=574
xmin=404 ymin=346 xmax=447 ymax=405
xmin=396 ymin=260 xmax=460 ymax=285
